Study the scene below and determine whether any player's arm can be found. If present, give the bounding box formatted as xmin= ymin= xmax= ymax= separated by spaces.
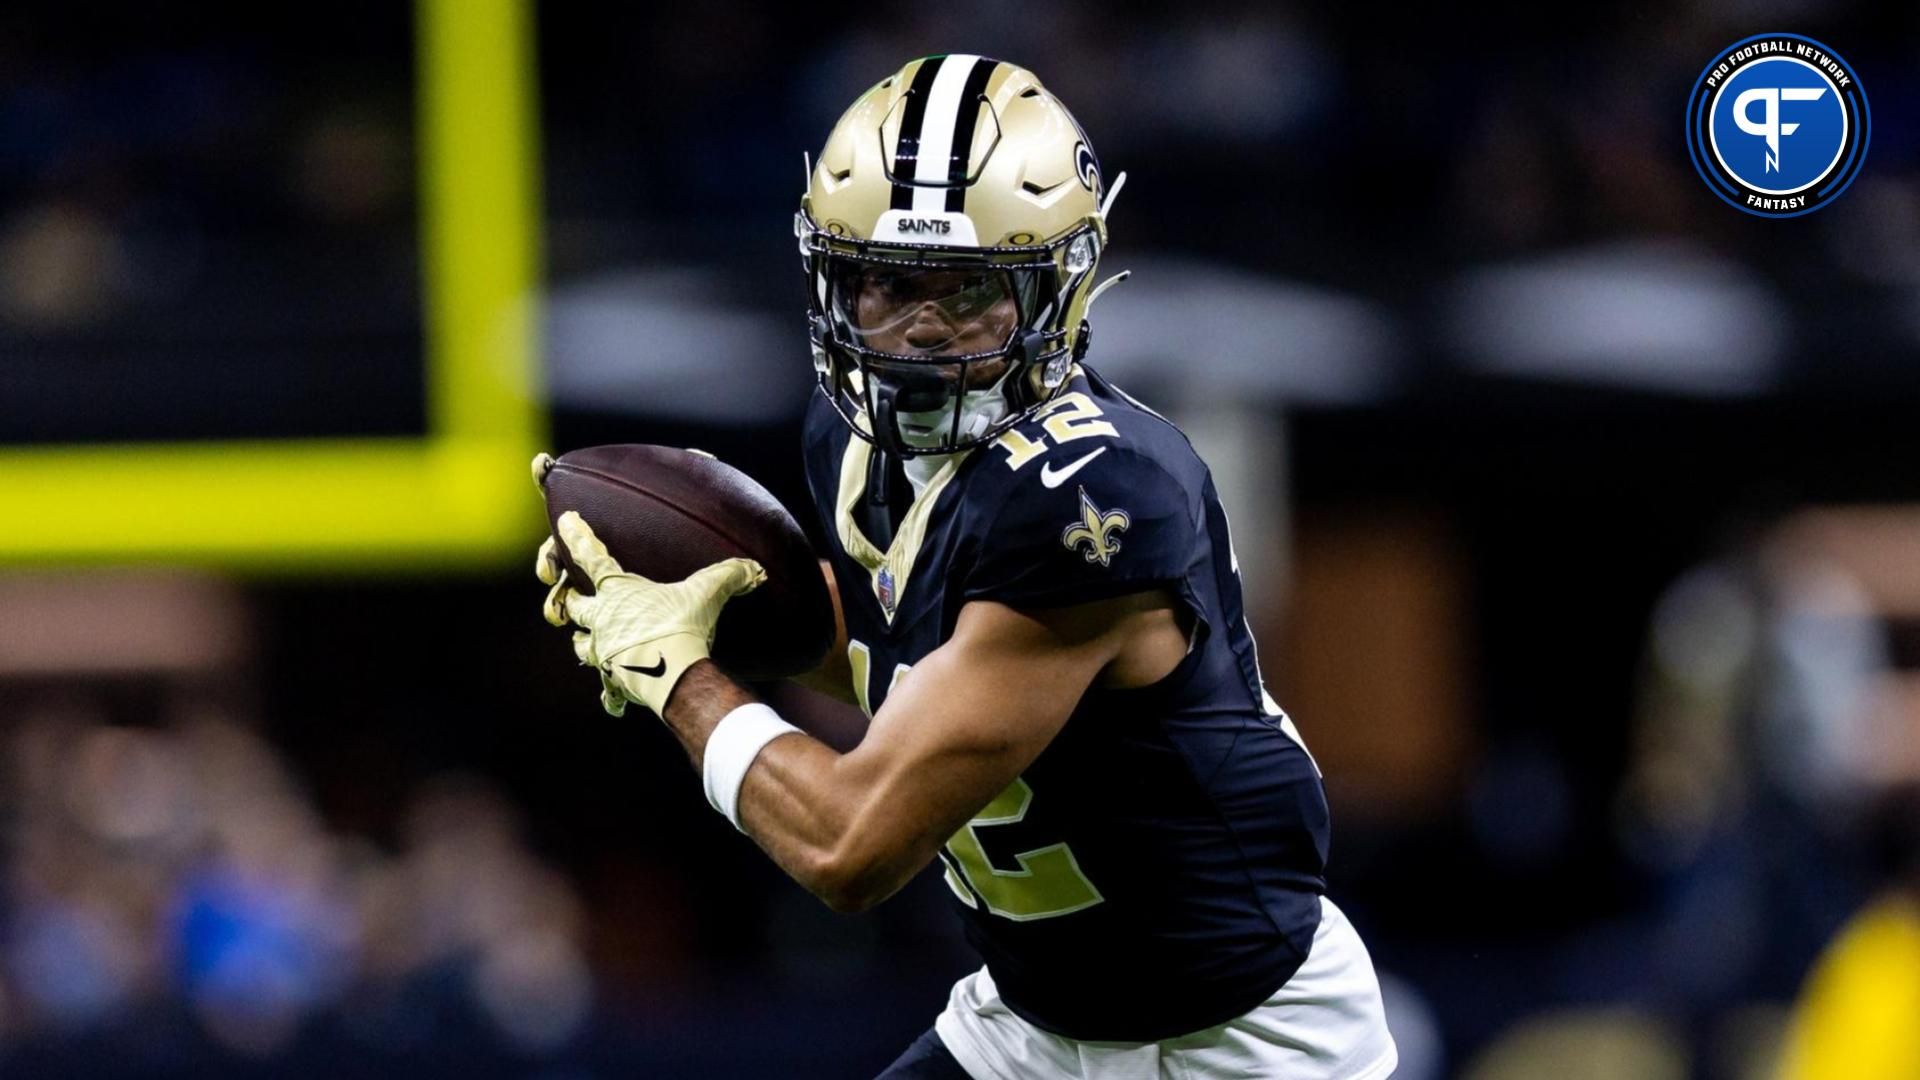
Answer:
xmin=661 ymin=590 xmax=1179 ymax=913
xmin=784 ymin=560 xmax=855 ymax=705
xmin=535 ymin=506 xmax=1180 ymax=911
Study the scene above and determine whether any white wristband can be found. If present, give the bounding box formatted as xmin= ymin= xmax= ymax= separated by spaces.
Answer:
xmin=701 ymin=703 xmax=801 ymax=832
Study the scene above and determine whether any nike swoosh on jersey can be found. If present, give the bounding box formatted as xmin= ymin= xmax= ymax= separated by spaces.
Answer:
xmin=618 ymin=657 xmax=668 ymax=678
xmin=1040 ymin=447 xmax=1108 ymax=489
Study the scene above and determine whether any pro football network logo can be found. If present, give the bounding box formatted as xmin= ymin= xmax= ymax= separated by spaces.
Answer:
xmin=1686 ymin=34 xmax=1869 ymax=218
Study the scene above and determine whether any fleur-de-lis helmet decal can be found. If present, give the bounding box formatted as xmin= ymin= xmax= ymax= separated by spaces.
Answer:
xmin=1061 ymin=486 xmax=1130 ymax=567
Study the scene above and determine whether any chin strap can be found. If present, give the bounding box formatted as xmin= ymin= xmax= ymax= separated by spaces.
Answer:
xmin=1008 ymin=327 xmax=1048 ymax=367
xmin=866 ymin=375 xmax=907 ymax=508
xmin=867 ymin=443 xmax=892 ymax=509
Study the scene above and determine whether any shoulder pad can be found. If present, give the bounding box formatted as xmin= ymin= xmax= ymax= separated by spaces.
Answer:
xmin=962 ymin=441 xmax=1196 ymax=609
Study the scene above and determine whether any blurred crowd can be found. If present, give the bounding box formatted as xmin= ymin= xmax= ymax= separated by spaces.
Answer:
xmin=0 ymin=699 xmax=593 ymax=1073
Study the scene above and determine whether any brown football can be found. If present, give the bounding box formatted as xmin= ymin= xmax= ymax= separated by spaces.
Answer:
xmin=539 ymin=445 xmax=833 ymax=681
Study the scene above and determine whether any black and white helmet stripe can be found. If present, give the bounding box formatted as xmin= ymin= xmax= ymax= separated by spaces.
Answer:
xmin=945 ymin=58 xmax=1000 ymax=212
xmin=886 ymin=56 xmax=945 ymax=211
xmin=887 ymin=54 xmax=1000 ymax=215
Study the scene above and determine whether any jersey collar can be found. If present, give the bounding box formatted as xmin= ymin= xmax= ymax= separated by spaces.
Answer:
xmin=835 ymin=438 xmax=971 ymax=625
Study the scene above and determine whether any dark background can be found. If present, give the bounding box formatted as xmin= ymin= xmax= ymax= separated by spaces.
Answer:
xmin=2 ymin=1 xmax=1918 ymax=1077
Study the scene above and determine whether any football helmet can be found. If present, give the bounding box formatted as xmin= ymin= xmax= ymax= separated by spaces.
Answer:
xmin=798 ymin=56 xmax=1114 ymax=457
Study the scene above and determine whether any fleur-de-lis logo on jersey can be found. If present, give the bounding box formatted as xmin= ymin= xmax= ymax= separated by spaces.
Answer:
xmin=1061 ymin=486 xmax=1130 ymax=568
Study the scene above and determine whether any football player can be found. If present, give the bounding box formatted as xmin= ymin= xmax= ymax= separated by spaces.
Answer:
xmin=536 ymin=56 xmax=1397 ymax=1079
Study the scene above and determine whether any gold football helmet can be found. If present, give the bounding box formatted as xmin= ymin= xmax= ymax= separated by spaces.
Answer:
xmin=798 ymin=55 xmax=1117 ymax=456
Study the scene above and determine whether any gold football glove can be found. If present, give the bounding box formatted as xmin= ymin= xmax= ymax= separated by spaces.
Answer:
xmin=537 ymin=510 xmax=763 ymax=717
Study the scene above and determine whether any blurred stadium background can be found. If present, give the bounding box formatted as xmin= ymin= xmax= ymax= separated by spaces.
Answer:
xmin=2 ymin=1 xmax=1918 ymax=1076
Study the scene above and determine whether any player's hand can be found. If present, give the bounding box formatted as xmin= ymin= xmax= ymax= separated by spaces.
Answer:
xmin=542 ymin=510 xmax=765 ymax=717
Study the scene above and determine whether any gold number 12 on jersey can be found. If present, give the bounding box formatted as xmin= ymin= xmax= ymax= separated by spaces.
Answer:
xmin=847 ymin=640 xmax=1105 ymax=921
xmin=994 ymin=391 xmax=1119 ymax=471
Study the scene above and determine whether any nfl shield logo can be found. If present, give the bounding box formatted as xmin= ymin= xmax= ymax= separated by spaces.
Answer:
xmin=876 ymin=567 xmax=897 ymax=618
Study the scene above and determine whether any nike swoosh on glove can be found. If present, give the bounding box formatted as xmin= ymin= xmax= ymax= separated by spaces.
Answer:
xmin=537 ymin=508 xmax=764 ymax=717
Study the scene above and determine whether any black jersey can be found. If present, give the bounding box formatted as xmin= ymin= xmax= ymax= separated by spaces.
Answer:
xmin=800 ymin=366 xmax=1332 ymax=1042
